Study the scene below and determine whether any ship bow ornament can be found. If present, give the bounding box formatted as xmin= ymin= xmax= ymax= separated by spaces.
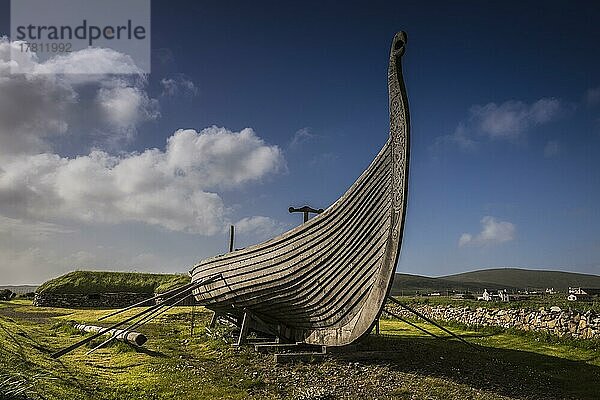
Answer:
xmin=190 ymin=32 xmax=410 ymax=347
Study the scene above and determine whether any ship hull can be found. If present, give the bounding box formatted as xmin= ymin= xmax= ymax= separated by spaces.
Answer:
xmin=190 ymin=32 xmax=410 ymax=347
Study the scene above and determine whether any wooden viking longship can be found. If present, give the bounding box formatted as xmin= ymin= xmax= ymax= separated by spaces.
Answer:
xmin=190 ymin=32 xmax=410 ymax=347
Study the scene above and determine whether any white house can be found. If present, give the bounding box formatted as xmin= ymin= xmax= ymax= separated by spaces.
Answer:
xmin=567 ymin=287 xmax=600 ymax=301
xmin=498 ymin=290 xmax=510 ymax=302
xmin=477 ymin=289 xmax=509 ymax=302
xmin=478 ymin=289 xmax=493 ymax=301
xmin=568 ymin=293 xmax=593 ymax=301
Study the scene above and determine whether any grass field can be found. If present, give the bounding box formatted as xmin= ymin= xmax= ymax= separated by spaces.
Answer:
xmin=1 ymin=300 xmax=599 ymax=399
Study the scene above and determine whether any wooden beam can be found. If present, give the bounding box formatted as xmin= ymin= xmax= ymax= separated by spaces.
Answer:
xmin=236 ymin=311 xmax=250 ymax=346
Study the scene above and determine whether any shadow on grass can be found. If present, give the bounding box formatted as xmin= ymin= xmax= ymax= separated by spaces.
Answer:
xmin=0 ymin=301 xmax=72 ymax=323
xmin=131 ymin=346 xmax=166 ymax=357
xmin=331 ymin=335 xmax=600 ymax=400
xmin=1 ymin=313 xmax=165 ymax=398
xmin=0 ymin=318 xmax=95 ymax=397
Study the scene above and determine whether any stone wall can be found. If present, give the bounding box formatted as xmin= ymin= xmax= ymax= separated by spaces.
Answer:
xmin=387 ymin=303 xmax=600 ymax=340
xmin=33 ymin=292 xmax=152 ymax=308
xmin=33 ymin=291 xmax=199 ymax=308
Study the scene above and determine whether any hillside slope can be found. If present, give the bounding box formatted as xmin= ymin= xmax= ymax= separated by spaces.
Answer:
xmin=391 ymin=268 xmax=600 ymax=295
xmin=390 ymin=273 xmax=518 ymax=295
xmin=442 ymin=268 xmax=600 ymax=291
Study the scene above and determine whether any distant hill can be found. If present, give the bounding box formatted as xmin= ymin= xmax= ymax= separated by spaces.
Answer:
xmin=391 ymin=268 xmax=600 ymax=295
xmin=441 ymin=268 xmax=600 ymax=292
xmin=390 ymin=273 xmax=517 ymax=295
xmin=0 ymin=285 xmax=38 ymax=294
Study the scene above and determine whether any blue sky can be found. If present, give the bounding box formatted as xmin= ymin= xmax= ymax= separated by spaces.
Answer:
xmin=0 ymin=1 xmax=599 ymax=284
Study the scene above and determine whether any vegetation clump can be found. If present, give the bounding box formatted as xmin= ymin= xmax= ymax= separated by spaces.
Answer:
xmin=0 ymin=289 xmax=15 ymax=301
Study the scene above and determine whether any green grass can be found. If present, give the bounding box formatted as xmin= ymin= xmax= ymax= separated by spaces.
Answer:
xmin=36 ymin=271 xmax=190 ymax=295
xmin=1 ymin=300 xmax=599 ymax=399
xmin=394 ymin=294 xmax=600 ymax=312
xmin=1 ymin=300 xmax=268 ymax=399
xmin=377 ymin=318 xmax=600 ymax=399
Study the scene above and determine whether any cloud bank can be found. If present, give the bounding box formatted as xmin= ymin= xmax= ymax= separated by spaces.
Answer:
xmin=0 ymin=127 xmax=284 ymax=234
xmin=0 ymin=38 xmax=289 ymax=283
xmin=0 ymin=38 xmax=285 ymax=236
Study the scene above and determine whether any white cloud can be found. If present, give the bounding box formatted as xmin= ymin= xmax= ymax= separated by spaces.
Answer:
xmin=543 ymin=140 xmax=560 ymax=158
xmin=433 ymin=123 xmax=477 ymax=152
xmin=470 ymin=98 xmax=561 ymax=139
xmin=0 ymin=127 xmax=284 ymax=234
xmin=289 ymin=127 xmax=317 ymax=149
xmin=0 ymin=215 xmax=74 ymax=240
xmin=31 ymin=47 xmax=144 ymax=76
xmin=161 ymin=75 xmax=198 ymax=97
xmin=458 ymin=233 xmax=473 ymax=247
xmin=459 ymin=216 xmax=516 ymax=247
xmin=436 ymin=98 xmax=562 ymax=152
xmin=0 ymin=37 xmax=157 ymax=155
xmin=0 ymin=38 xmax=145 ymax=81
xmin=165 ymin=127 xmax=286 ymax=188
xmin=97 ymin=81 xmax=159 ymax=130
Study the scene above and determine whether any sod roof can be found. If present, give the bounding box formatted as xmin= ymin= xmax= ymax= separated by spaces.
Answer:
xmin=36 ymin=271 xmax=190 ymax=295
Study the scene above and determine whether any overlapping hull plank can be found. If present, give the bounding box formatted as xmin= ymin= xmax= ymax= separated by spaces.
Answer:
xmin=190 ymin=32 xmax=410 ymax=346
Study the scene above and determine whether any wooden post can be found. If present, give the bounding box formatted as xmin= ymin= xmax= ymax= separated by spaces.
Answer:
xmin=209 ymin=312 xmax=219 ymax=328
xmin=236 ymin=311 xmax=250 ymax=346
xmin=229 ymin=225 xmax=235 ymax=252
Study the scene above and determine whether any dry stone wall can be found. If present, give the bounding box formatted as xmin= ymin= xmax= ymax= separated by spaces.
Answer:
xmin=33 ymin=292 xmax=151 ymax=308
xmin=33 ymin=291 xmax=198 ymax=308
xmin=387 ymin=303 xmax=600 ymax=340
